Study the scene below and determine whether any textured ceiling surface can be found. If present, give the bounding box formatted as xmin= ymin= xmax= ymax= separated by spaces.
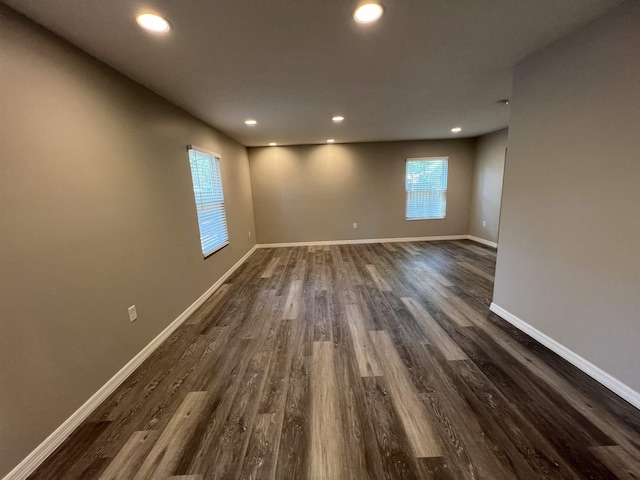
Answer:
xmin=4 ymin=0 xmax=622 ymax=145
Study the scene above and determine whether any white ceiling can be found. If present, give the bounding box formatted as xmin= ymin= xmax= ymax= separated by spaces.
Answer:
xmin=4 ymin=0 xmax=622 ymax=146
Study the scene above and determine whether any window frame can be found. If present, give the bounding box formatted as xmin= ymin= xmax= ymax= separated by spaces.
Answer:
xmin=186 ymin=145 xmax=229 ymax=258
xmin=404 ymin=156 xmax=449 ymax=221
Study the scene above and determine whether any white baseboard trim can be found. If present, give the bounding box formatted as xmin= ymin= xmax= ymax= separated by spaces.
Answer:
xmin=467 ymin=235 xmax=498 ymax=248
xmin=3 ymin=245 xmax=258 ymax=480
xmin=257 ymin=234 xmax=497 ymax=249
xmin=490 ymin=302 xmax=640 ymax=411
xmin=256 ymin=235 xmax=469 ymax=248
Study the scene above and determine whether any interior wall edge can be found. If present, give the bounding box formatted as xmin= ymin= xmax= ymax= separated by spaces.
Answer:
xmin=468 ymin=128 xmax=508 ymax=244
xmin=489 ymin=302 xmax=640 ymax=411
xmin=1 ymin=245 xmax=258 ymax=480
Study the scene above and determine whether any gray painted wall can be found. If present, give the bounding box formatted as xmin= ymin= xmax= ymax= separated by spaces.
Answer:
xmin=493 ymin=1 xmax=640 ymax=393
xmin=0 ymin=7 xmax=255 ymax=475
xmin=248 ymin=140 xmax=475 ymax=244
xmin=469 ymin=129 xmax=508 ymax=243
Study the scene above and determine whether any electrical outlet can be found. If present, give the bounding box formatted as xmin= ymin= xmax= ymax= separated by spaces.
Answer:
xmin=353 ymin=222 xmax=358 ymax=229
xmin=128 ymin=305 xmax=138 ymax=322
xmin=482 ymin=220 xmax=487 ymax=227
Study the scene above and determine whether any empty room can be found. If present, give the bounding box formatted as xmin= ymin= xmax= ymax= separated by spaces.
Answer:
xmin=1 ymin=0 xmax=639 ymax=479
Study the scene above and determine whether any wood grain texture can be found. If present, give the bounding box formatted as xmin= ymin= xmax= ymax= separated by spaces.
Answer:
xmin=261 ymin=256 xmax=280 ymax=278
xmin=345 ymin=304 xmax=383 ymax=376
xmin=370 ymin=330 xmax=442 ymax=458
xmin=239 ymin=413 xmax=280 ymax=479
xmin=458 ymin=260 xmax=494 ymax=282
xmin=186 ymin=284 xmax=231 ymax=325
xmin=27 ymin=240 xmax=640 ymax=480
xmin=98 ymin=430 xmax=159 ymax=480
xmin=310 ymin=341 xmax=347 ymax=479
xmin=420 ymin=264 xmax=454 ymax=287
xmin=590 ymin=445 xmax=640 ymax=479
xmin=282 ymin=279 xmax=303 ymax=320
xmin=133 ymin=392 xmax=209 ymax=480
xmin=361 ymin=376 xmax=425 ymax=478
xmin=366 ymin=264 xmax=392 ymax=291
xmin=402 ymin=297 xmax=468 ymax=361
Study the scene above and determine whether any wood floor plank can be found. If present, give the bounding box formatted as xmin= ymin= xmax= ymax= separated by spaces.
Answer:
xmin=185 ymin=284 xmax=231 ymax=325
xmin=420 ymin=264 xmax=454 ymax=287
xmin=133 ymin=391 xmax=209 ymax=480
xmin=330 ymin=247 xmax=360 ymax=307
xmin=261 ymin=256 xmax=280 ymax=278
xmin=282 ymin=279 xmax=303 ymax=320
xmin=268 ymin=248 xmax=293 ymax=295
xmin=330 ymin=294 xmax=387 ymax=479
xmin=361 ymin=376 xmax=423 ymax=478
xmin=458 ymin=260 xmax=494 ymax=282
xmin=314 ymin=249 xmax=328 ymax=292
xmin=403 ymin=345 xmax=518 ymax=480
xmin=402 ymin=297 xmax=468 ymax=361
xmin=415 ymin=269 xmax=451 ymax=298
xmin=590 ymin=445 xmax=640 ymax=479
xmin=240 ymin=413 xmax=280 ymax=479
xmin=366 ymin=263 xmax=393 ymax=291
xmin=238 ymin=320 xmax=295 ymax=479
xmin=436 ymin=294 xmax=478 ymax=327
xmin=136 ymin=328 xmax=228 ymax=434
xmin=99 ymin=430 xmax=159 ymax=480
xmin=197 ymin=322 xmax=278 ymax=478
xmin=258 ymin=319 xmax=294 ymax=414
xmin=176 ymin=336 xmax=265 ymax=475
xmin=453 ymin=240 xmax=492 ymax=257
xmin=416 ymin=457 xmax=455 ymax=480
xmin=313 ymin=290 xmax=332 ymax=342
xmin=310 ymin=341 xmax=347 ymax=479
xmin=345 ymin=304 xmax=383 ymax=376
xmin=447 ymin=358 xmax=580 ymax=479
xmin=369 ymin=330 xmax=441 ymax=458
xmin=240 ymin=289 xmax=280 ymax=340
xmin=79 ymin=458 xmax=112 ymax=479
xmin=28 ymin=421 xmax=111 ymax=480
xmin=275 ymin=321 xmax=311 ymax=478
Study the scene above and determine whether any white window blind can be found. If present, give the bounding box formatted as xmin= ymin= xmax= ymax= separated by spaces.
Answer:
xmin=405 ymin=158 xmax=448 ymax=220
xmin=187 ymin=146 xmax=229 ymax=257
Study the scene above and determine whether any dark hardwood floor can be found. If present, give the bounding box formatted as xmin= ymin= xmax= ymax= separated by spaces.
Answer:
xmin=28 ymin=240 xmax=640 ymax=479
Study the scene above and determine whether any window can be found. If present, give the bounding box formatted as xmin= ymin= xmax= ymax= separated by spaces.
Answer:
xmin=187 ymin=146 xmax=229 ymax=257
xmin=405 ymin=157 xmax=448 ymax=220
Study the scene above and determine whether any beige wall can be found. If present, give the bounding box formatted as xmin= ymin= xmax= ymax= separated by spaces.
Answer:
xmin=249 ymin=140 xmax=475 ymax=244
xmin=469 ymin=129 xmax=507 ymax=243
xmin=0 ymin=7 xmax=255 ymax=476
xmin=494 ymin=1 xmax=640 ymax=392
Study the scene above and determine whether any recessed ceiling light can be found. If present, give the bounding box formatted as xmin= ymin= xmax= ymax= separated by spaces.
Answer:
xmin=245 ymin=119 xmax=257 ymax=126
xmin=327 ymin=139 xmax=335 ymax=143
xmin=451 ymin=127 xmax=462 ymax=133
xmin=269 ymin=142 xmax=277 ymax=146
xmin=332 ymin=115 xmax=345 ymax=122
xmin=354 ymin=2 xmax=384 ymax=23
xmin=136 ymin=13 xmax=171 ymax=33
